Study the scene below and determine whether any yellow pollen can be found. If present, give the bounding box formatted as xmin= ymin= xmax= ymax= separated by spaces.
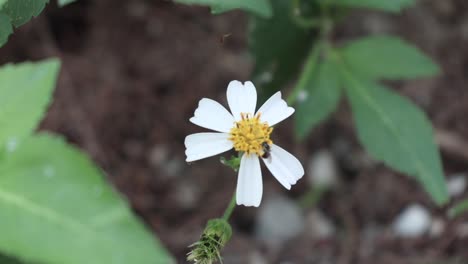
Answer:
xmin=229 ymin=113 xmax=273 ymax=156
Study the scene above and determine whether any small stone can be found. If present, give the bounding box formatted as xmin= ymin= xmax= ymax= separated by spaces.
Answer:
xmin=127 ymin=1 xmax=148 ymax=19
xmin=446 ymin=174 xmax=467 ymax=197
xmin=255 ymin=195 xmax=304 ymax=246
xmin=360 ymin=224 xmax=382 ymax=258
xmin=164 ymin=158 xmax=184 ymax=178
xmin=174 ymin=180 xmax=200 ymax=209
xmin=455 ymin=222 xmax=468 ymax=238
xmin=248 ymin=251 xmax=267 ymax=264
xmin=148 ymin=144 xmax=169 ymax=167
xmin=429 ymin=218 xmax=445 ymax=238
xmin=392 ymin=204 xmax=431 ymax=237
xmin=307 ymin=150 xmax=338 ymax=188
xmin=305 ymin=210 xmax=336 ymax=239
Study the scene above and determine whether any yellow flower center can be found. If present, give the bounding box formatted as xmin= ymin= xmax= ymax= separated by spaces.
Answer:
xmin=229 ymin=113 xmax=273 ymax=156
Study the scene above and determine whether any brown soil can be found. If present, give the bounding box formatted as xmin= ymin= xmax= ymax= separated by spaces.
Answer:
xmin=1 ymin=0 xmax=468 ymax=263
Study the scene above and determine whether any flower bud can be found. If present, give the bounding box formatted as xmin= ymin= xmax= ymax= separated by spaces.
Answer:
xmin=187 ymin=218 xmax=232 ymax=264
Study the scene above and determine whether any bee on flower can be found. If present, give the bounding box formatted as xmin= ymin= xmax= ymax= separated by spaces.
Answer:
xmin=185 ymin=80 xmax=304 ymax=207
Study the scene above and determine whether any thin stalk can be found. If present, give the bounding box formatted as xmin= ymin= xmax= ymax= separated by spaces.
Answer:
xmin=286 ymin=42 xmax=323 ymax=105
xmin=222 ymin=192 xmax=237 ymax=220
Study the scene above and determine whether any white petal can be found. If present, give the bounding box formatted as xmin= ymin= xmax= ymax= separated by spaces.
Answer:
xmin=263 ymin=144 xmax=304 ymax=189
xmin=189 ymin=98 xmax=235 ymax=133
xmin=227 ymin=80 xmax=257 ymax=121
xmin=185 ymin=133 xmax=233 ymax=162
xmin=256 ymin=91 xmax=295 ymax=126
xmin=236 ymin=154 xmax=263 ymax=207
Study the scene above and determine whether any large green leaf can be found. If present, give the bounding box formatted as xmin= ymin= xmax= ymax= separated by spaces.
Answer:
xmin=174 ymin=0 xmax=272 ymax=18
xmin=0 ymin=134 xmax=173 ymax=264
xmin=340 ymin=69 xmax=448 ymax=205
xmin=1 ymin=0 xmax=48 ymax=27
xmin=323 ymin=0 xmax=414 ymax=12
xmin=0 ymin=0 xmax=49 ymax=46
xmin=0 ymin=59 xmax=60 ymax=149
xmin=295 ymin=57 xmax=342 ymax=139
xmin=340 ymin=35 xmax=440 ymax=80
xmin=0 ymin=12 xmax=12 ymax=46
xmin=249 ymin=0 xmax=315 ymax=98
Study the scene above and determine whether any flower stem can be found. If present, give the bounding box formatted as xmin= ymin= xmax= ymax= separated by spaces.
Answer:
xmin=222 ymin=192 xmax=237 ymax=220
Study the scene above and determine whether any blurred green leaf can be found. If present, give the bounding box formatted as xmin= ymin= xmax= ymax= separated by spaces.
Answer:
xmin=0 ymin=59 xmax=60 ymax=150
xmin=0 ymin=0 xmax=49 ymax=46
xmin=448 ymin=199 xmax=468 ymax=218
xmin=340 ymin=35 xmax=440 ymax=80
xmin=1 ymin=0 xmax=49 ymax=27
xmin=0 ymin=134 xmax=173 ymax=264
xmin=249 ymin=0 xmax=315 ymax=98
xmin=341 ymin=69 xmax=448 ymax=205
xmin=295 ymin=56 xmax=342 ymax=139
xmin=58 ymin=0 xmax=76 ymax=7
xmin=0 ymin=12 xmax=12 ymax=46
xmin=323 ymin=0 xmax=414 ymax=12
xmin=174 ymin=0 xmax=272 ymax=18
xmin=0 ymin=253 xmax=29 ymax=264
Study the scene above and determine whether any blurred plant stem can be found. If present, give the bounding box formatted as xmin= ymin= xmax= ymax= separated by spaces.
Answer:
xmin=223 ymin=192 xmax=237 ymax=220
xmin=448 ymin=199 xmax=468 ymax=218
xmin=299 ymin=186 xmax=327 ymax=209
xmin=287 ymin=0 xmax=334 ymax=105
xmin=287 ymin=42 xmax=322 ymax=105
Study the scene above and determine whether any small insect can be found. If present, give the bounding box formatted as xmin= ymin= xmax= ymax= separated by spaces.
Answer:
xmin=261 ymin=141 xmax=272 ymax=163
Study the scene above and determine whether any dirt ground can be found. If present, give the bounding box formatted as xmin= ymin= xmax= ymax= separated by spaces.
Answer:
xmin=1 ymin=0 xmax=468 ymax=263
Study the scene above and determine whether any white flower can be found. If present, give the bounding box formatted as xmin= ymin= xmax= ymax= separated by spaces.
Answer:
xmin=185 ymin=80 xmax=304 ymax=207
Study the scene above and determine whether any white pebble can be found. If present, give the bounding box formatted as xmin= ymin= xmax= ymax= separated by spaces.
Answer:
xmin=305 ymin=210 xmax=335 ymax=239
xmin=429 ymin=218 xmax=445 ymax=237
xmin=307 ymin=150 xmax=338 ymax=188
xmin=255 ymin=195 xmax=304 ymax=246
xmin=174 ymin=180 xmax=199 ymax=209
xmin=447 ymin=174 xmax=467 ymax=197
xmin=148 ymin=145 xmax=169 ymax=167
xmin=392 ymin=204 xmax=431 ymax=237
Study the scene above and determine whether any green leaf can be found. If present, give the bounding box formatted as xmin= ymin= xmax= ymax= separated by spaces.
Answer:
xmin=295 ymin=57 xmax=342 ymax=139
xmin=323 ymin=0 xmax=415 ymax=12
xmin=1 ymin=0 xmax=49 ymax=27
xmin=340 ymin=35 xmax=440 ymax=80
xmin=0 ymin=59 xmax=60 ymax=149
xmin=249 ymin=0 xmax=315 ymax=98
xmin=448 ymin=199 xmax=468 ymax=218
xmin=340 ymin=70 xmax=448 ymax=205
xmin=0 ymin=134 xmax=173 ymax=264
xmin=0 ymin=12 xmax=12 ymax=46
xmin=0 ymin=0 xmax=49 ymax=46
xmin=174 ymin=0 xmax=272 ymax=18
xmin=0 ymin=254 xmax=28 ymax=264
xmin=58 ymin=0 xmax=76 ymax=7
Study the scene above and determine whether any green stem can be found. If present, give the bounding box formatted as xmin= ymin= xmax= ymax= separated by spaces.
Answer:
xmin=298 ymin=186 xmax=326 ymax=209
xmin=286 ymin=42 xmax=323 ymax=105
xmin=222 ymin=192 xmax=237 ymax=220
xmin=287 ymin=0 xmax=335 ymax=106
